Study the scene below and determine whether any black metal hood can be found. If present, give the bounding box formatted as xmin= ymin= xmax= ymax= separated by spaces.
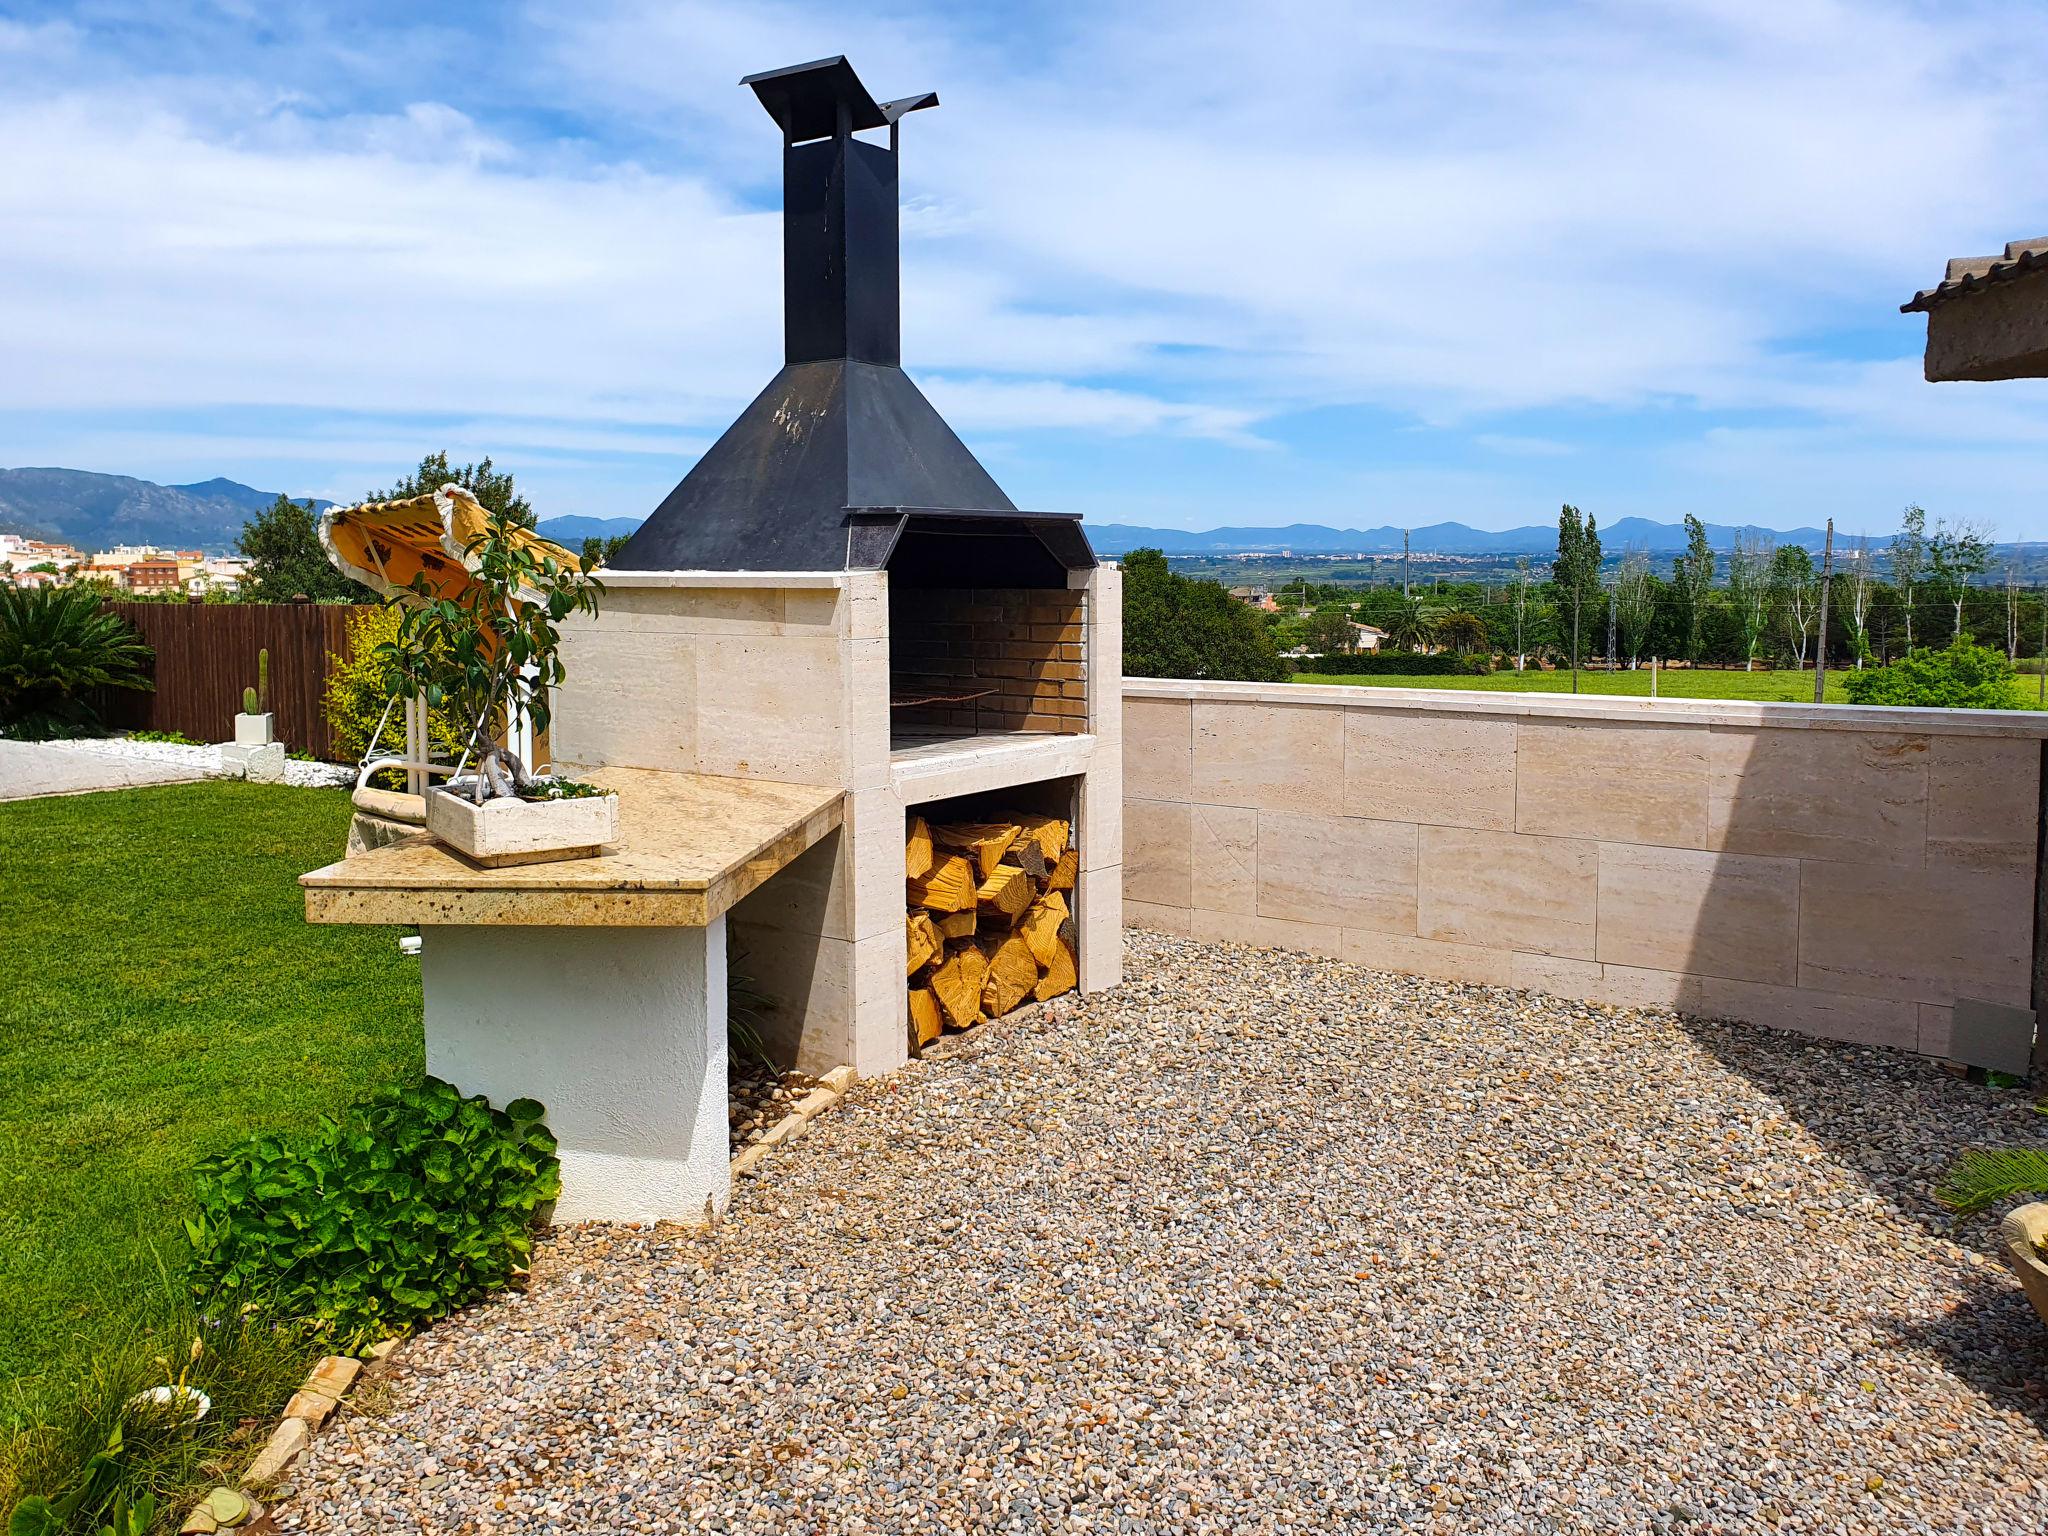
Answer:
xmin=615 ymin=57 xmax=1092 ymax=575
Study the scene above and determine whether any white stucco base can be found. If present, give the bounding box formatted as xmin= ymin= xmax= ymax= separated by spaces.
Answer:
xmin=420 ymin=919 xmax=730 ymax=1225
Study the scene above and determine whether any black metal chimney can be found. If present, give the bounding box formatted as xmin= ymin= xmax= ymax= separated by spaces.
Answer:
xmin=613 ymin=57 xmax=1092 ymax=577
xmin=746 ymin=57 xmax=936 ymax=367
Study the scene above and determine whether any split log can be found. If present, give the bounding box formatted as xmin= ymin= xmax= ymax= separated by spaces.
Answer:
xmin=906 ymin=911 xmax=943 ymax=975
xmin=1010 ymin=836 xmax=1046 ymax=881
xmin=908 ymin=853 xmax=977 ymax=913
xmin=1033 ymin=937 xmax=1077 ymax=1002
xmin=936 ymin=909 xmax=978 ymax=941
xmin=1046 ymin=847 xmax=1078 ymax=893
xmin=1020 ymin=898 xmax=1066 ymax=968
xmin=933 ymin=821 xmax=1021 ymax=877
xmin=976 ymin=863 xmax=1035 ymax=924
xmin=905 ymin=815 xmax=934 ymax=881
xmin=908 ymin=986 xmax=942 ymax=1048
xmin=930 ymin=945 xmax=986 ymax=1030
xmin=980 ymin=932 xmax=1039 ymax=1018
xmin=1017 ymin=813 xmax=1069 ymax=864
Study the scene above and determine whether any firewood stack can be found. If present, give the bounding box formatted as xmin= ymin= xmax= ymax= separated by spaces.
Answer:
xmin=904 ymin=811 xmax=1079 ymax=1046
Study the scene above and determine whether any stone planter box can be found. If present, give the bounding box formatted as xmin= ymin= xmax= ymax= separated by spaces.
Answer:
xmin=426 ymin=784 xmax=618 ymax=868
xmin=1999 ymin=1202 xmax=2048 ymax=1327
xmin=234 ymin=711 xmax=274 ymax=747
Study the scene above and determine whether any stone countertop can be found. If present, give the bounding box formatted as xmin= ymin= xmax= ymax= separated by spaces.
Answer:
xmin=301 ymin=767 xmax=844 ymax=928
xmin=1126 ymin=676 xmax=2048 ymax=737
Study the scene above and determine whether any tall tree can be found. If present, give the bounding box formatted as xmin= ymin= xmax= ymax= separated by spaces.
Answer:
xmin=1769 ymin=544 xmax=1818 ymax=667
xmin=1435 ymin=609 xmax=1489 ymax=654
xmin=1613 ymin=548 xmax=1656 ymax=668
xmin=1120 ymin=549 xmax=1288 ymax=682
xmin=237 ymin=495 xmax=369 ymax=603
xmin=370 ymin=451 xmax=535 ymax=529
xmin=1727 ymin=534 xmax=1774 ymax=671
xmin=1552 ymin=503 xmax=1602 ymax=693
xmin=1845 ymin=534 xmax=1875 ymax=668
xmin=1670 ymin=513 xmax=1715 ymax=664
xmin=1510 ymin=557 xmax=1534 ymax=671
xmin=1926 ymin=514 xmax=1993 ymax=641
xmin=1890 ymin=504 xmax=1926 ymax=650
xmin=1303 ymin=605 xmax=1357 ymax=657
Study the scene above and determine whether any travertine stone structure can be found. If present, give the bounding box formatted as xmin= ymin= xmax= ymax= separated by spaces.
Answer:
xmin=550 ymin=565 xmax=1124 ymax=1081
xmin=1122 ymin=679 xmax=2048 ymax=1059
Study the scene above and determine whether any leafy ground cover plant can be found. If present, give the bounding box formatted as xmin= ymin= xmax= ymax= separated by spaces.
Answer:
xmin=0 ymin=587 xmax=153 ymax=739
xmin=186 ymin=1079 xmax=559 ymax=1350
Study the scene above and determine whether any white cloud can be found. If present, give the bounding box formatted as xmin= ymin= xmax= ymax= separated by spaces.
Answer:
xmin=4 ymin=0 xmax=2048 ymax=523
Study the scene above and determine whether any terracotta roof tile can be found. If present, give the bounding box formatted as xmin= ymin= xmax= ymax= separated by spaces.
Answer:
xmin=1902 ymin=237 xmax=2048 ymax=312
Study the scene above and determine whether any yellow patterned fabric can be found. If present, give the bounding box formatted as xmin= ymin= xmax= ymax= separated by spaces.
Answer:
xmin=319 ymin=485 xmax=579 ymax=606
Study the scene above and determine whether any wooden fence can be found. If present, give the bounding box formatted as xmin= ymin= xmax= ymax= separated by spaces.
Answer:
xmin=102 ymin=602 xmax=360 ymax=760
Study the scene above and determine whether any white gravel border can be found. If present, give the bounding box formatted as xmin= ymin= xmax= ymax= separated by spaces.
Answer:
xmin=42 ymin=736 xmax=355 ymax=789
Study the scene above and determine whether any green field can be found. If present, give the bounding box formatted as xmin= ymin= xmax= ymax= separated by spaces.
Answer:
xmin=0 ymin=784 xmax=420 ymax=1451
xmin=1303 ymin=665 xmax=2046 ymax=708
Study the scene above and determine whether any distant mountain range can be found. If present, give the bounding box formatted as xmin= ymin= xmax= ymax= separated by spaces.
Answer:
xmin=0 ymin=468 xmax=332 ymax=553
xmin=3 ymin=467 xmax=2025 ymax=565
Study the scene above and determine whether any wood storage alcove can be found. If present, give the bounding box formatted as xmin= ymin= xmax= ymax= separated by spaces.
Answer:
xmin=903 ymin=778 xmax=1081 ymax=1049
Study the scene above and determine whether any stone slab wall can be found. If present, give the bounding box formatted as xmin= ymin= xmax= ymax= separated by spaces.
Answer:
xmin=1122 ymin=679 xmax=2048 ymax=1058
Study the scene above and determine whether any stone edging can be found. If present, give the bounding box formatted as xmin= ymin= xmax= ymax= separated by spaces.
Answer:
xmin=178 ymin=1340 xmax=398 ymax=1533
xmin=730 ymin=1065 xmax=856 ymax=1179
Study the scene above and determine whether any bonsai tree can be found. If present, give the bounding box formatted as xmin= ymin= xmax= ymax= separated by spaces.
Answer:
xmin=376 ymin=494 xmax=603 ymax=800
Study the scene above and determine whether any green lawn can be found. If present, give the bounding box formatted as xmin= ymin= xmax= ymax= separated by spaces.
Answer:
xmin=1303 ymin=665 xmax=2045 ymax=708
xmin=0 ymin=783 xmax=420 ymax=1434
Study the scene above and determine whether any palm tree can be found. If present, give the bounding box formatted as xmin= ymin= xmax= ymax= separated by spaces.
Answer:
xmin=0 ymin=584 xmax=154 ymax=739
xmin=1434 ymin=609 xmax=1489 ymax=655
xmin=1381 ymin=597 xmax=1436 ymax=653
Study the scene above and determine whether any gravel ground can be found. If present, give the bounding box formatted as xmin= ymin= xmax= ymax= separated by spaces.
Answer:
xmin=41 ymin=735 xmax=354 ymax=788
xmin=283 ymin=930 xmax=2048 ymax=1534
xmin=728 ymin=1068 xmax=812 ymax=1155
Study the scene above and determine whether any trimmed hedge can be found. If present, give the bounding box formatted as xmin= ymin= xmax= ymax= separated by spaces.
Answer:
xmin=1293 ymin=652 xmax=1492 ymax=676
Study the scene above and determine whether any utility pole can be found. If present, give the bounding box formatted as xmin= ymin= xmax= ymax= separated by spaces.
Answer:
xmin=1813 ymin=518 xmax=1834 ymax=705
xmin=1402 ymin=530 xmax=1411 ymax=599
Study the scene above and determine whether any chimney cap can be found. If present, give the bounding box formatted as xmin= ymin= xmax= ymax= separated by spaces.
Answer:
xmin=742 ymin=56 xmax=935 ymax=143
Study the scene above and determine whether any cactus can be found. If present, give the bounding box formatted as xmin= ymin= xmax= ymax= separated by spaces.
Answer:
xmin=256 ymin=648 xmax=269 ymax=713
xmin=243 ymin=685 xmax=259 ymax=715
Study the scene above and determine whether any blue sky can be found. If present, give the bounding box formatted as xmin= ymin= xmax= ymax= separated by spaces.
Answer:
xmin=3 ymin=0 xmax=2047 ymax=536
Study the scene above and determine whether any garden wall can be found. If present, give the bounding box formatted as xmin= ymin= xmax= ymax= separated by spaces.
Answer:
xmin=102 ymin=601 xmax=356 ymax=759
xmin=1121 ymin=678 xmax=2048 ymax=1060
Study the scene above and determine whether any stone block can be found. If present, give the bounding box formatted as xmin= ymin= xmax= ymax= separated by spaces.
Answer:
xmin=1189 ymin=907 xmax=1343 ymax=958
xmin=1511 ymin=952 xmax=1706 ymax=1012
xmin=1927 ymin=735 xmax=2040 ymax=872
xmin=1196 ymin=803 xmax=1257 ymax=915
xmin=1918 ymin=1003 xmax=1954 ymax=1058
xmin=1078 ymin=772 xmax=1122 ymax=873
xmin=843 ymin=637 xmax=892 ymax=792
xmin=221 ymin=741 xmax=286 ymax=784
xmin=1708 ymin=728 xmax=1926 ymax=866
xmin=1417 ymin=826 xmax=1597 ymax=959
xmin=1946 ymin=996 xmax=2039 ymax=1075
xmin=1254 ymin=810 xmax=1417 ymax=932
xmin=1122 ymin=898 xmax=1191 ymax=934
xmin=849 ymin=929 xmax=908 ymax=1078
xmin=1123 ymin=699 xmax=1193 ymax=804
xmin=1595 ymin=842 xmax=1798 ymax=984
xmin=551 ymin=626 xmax=698 ymax=773
xmin=694 ymin=635 xmax=846 ymax=784
xmin=305 ymin=1355 xmax=360 ymax=1399
xmin=1696 ymin=975 xmax=1920 ymax=1051
xmin=1516 ymin=720 xmax=1708 ymax=847
xmin=243 ymin=1416 xmax=310 ymax=1487
xmin=1078 ymin=863 xmax=1125 ymax=991
xmin=283 ymin=1388 xmax=337 ymax=1428
xmin=1125 ymin=799 xmax=1193 ymax=909
xmin=1345 ymin=710 xmax=1515 ymax=830
xmin=818 ymin=1064 xmax=856 ymax=1094
xmin=1797 ymin=860 xmax=2033 ymax=1007
xmin=1343 ymin=930 xmax=1514 ymax=987
xmin=1192 ymin=700 xmax=1343 ymax=814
